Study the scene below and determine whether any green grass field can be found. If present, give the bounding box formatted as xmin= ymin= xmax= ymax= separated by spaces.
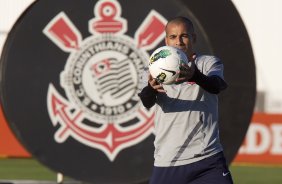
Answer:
xmin=0 ymin=158 xmax=282 ymax=183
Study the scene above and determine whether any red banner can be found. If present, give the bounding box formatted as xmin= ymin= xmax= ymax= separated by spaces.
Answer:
xmin=233 ymin=113 xmax=282 ymax=165
xmin=0 ymin=106 xmax=30 ymax=157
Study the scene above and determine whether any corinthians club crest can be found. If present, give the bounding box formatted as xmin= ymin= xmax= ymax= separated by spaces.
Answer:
xmin=43 ymin=0 xmax=167 ymax=161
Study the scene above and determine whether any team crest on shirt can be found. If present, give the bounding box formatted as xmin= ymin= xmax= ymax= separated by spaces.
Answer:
xmin=43 ymin=0 xmax=167 ymax=161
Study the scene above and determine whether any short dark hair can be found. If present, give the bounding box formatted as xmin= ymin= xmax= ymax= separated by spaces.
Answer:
xmin=165 ymin=16 xmax=194 ymax=33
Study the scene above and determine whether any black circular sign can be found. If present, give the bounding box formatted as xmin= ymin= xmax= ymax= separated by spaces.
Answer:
xmin=0 ymin=0 xmax=255 ymax=183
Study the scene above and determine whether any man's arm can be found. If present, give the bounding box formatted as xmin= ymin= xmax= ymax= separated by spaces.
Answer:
xmin=138 ymin=74 xmax=165 ymax=109
xmin=189 ymin=66 xmax=228 ymax=94
xmin=177 ymin=55 xmax=228 ymax=94
xmin=138 ymin=84 xmax=158 ymax=109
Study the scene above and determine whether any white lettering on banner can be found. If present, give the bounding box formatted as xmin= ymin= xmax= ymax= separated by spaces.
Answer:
xmin=239 ymin=123 xmax=282 ymax=155
xmin=271 ymin=124 xmax=282 ymax=154
xmin=239 ymin=123 xmax=270 ymax=154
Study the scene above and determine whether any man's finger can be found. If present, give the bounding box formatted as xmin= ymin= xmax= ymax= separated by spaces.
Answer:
xmin=150 ymin=78 xmax=158 ymax=86
xmin=153 ymin=84 xmax=163 ymax=90
xmin=191 ymin=53 xmax=197 ymax=61
xmin=157 ymin=89 xmax=166 ymax=93
xmin=176 ymin=77 xmax=186 ymax=82
xmin=148 ymin=73 xmax=153 ymax=80
xmin=181 ymin=63 xmax=189 ymax=70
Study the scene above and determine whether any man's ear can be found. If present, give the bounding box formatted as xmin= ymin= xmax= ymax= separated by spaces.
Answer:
xmin=165 ymin=37 xmax=168 ymax=45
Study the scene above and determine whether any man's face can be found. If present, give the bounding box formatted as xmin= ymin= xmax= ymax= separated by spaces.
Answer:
xmin=165 ymin=22 xmax=195 ymax=58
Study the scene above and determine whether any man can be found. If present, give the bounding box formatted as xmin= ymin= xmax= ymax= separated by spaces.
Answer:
xmin=138 ymin=16 xmax=233 ymax=184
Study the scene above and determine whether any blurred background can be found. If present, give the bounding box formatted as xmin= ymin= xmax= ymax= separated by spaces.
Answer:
xmin=1 ymin=0 xmax=282 ymax=183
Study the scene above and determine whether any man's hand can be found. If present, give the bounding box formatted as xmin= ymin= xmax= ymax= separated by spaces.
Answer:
xmin=148 ymin=74 xmax=166 ymax=93
xmin=176 ymin=54 xmax=196 ymax=83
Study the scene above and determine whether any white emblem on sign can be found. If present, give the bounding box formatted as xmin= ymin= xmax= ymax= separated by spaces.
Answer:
xmin=44 ymin=0 xmax=166 ymax=161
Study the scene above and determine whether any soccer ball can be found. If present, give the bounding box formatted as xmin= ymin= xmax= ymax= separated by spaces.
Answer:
xmin=148 ymin=46 xmax=188 ymax=85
